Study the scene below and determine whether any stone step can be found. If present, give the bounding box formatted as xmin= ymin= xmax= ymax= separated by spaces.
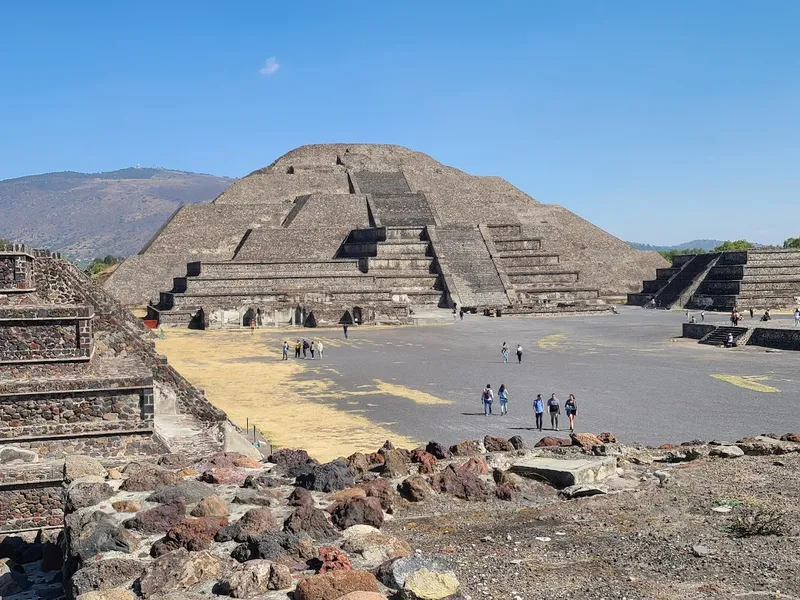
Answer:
xmin=500 ymin=254 xmax=561 ymax=267
xmin=367 ymin=258 xmax=434 ymax=271
xmin=699 ymin=326 xmax=749 ymax=346
xmin=493 ymin=238 xmax=543 ymax=252
xmin=744 ymin=265 xmax=800 ymax=276
xmin=508 ymin=271 xmax=579 ymax=285
xmin=516 ymin=287 xmax=600 ymax=301
xmin=196 ymin=260 xmax=360 ymax=277
xmin=375 ymin=242 xmax=431 ymax=257
xmin=511 ymin=456 xmax=616 ymax=488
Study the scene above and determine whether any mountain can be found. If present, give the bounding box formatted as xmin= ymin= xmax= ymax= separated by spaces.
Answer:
xmin=0 ymin=168 xmax=234 ymax=260
xmin=627 ymin=239 xmax=725 ymax=252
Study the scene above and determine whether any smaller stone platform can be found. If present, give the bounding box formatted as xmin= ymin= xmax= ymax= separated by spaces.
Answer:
xmin=683 ymin=321 xmax=800 ymax=351
xmin=510 ymin=455 xmax=617 ymax=488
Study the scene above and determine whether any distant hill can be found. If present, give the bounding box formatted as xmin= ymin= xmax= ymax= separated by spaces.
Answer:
xmin=628 ymin=239 xmax=726 ymax=252
xmin=0 ymin=168 xmax=234 ymax=260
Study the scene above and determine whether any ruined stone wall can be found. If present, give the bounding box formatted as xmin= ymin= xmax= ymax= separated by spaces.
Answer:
xmin=0 ymin=476 xmax=63 ymax=532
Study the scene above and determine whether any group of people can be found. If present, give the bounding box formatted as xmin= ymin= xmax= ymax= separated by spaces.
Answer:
xmin=481 ymin=385 xmax=579 ymax=432
xmin=283 ymin=339 xmax=324 ymax=360
xmin=500 ymin=342 xmax=524 ymax=364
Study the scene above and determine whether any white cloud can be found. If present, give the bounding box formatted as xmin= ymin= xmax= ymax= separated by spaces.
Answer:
xmin=259 ymin=57 xmax=280 ymax=76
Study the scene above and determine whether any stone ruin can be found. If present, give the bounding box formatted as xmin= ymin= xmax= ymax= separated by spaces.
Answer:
xmin=628 ymin=248 xmax=800 ymax=311
xmin=104 ymin=144 xmax=665 ymax=327
xmin=0 ymin=244 xmax=249 ymax=533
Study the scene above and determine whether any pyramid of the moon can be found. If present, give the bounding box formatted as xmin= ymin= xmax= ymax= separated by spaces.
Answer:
xmin=105 ymin=144 xmax=666 ymax=327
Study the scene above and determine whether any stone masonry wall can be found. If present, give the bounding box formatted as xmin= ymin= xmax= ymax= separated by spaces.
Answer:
xmin=0 ymin=320 xmax=87 ymax=362
xmin=0 ymin=481 xmax=63 ymax=532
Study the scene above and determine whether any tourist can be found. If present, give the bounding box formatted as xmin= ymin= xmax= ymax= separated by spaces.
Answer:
xmin=343 ymin=324 xmax=349 ymax=339
xmin=533 ymin=394 xmax=544 ymax=431
xmin=794 ymin=308 xmax=800 ymax=326
xmin=282 ymin=341 xmax=289 ymax=361
xmin=250 ymin=318 xmax=255 ymax=332
xmin=302 ymin=338 xmax=309 ymax=358
xmin=501 ymin=342 xmax=509 ymax=363
xmin=516 ymin=344 xmax=523 ymax=364
xmin=547 ymin=393 xmax=561 ymax=431
xmin=255 ymin=308 xmax=261 ymax=328
xmin=761 ymin=309 xmax=771 ymax=322
xmin=482 ymin=384 xmax=494 ymax=416
xmin=459 ymin=309 xmax=464 ymax=321
xmin=564 ymin=394 xmax=577 ymax=432
xmin=730 ymin=310 xmax=736 ymax=326
xmin=316 ymin=340 xmax=324 ymax=359
xmin=701 ymin=310 xmax=705 ymax=322
xmin=310 ymin=341 xmax=315 ymax=359
xmin=686 ymin=309 xmax=691 ymax=322
xmin=294 ymin=339 xmax=301 ymax=358
xmin=725 ymin=332 xmax=735 ymax=348
xmin=498 ymin=384 xmax=509 ymax=415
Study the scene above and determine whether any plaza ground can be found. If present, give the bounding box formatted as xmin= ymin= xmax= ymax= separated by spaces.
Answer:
xmin=155 ymin=308 xmax=800 ymax=461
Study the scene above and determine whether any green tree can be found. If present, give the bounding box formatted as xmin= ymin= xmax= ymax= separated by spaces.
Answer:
xmin=783 ymin=237 xmax=800 ymax=249
xmin=713 ymin=240 xmax=754 ymax=252
xmin=658 ymin=248 xmax=707 ymax=264
xmin=0 ymin=238 xmax=9 ymax=246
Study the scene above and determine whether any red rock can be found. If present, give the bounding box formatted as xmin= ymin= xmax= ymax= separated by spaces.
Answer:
xmin=150 ymin=516 xmax=228 ymax=556
xmin=199 ymin=468 xmax=248 ymax=485
xmin=570 ymin=433 xmax=604 ymax=448
xmin=367 ymin=453 xmax=385 ymax=467
xmin=357 ymin=478 xmax=396 ymax=512
xmin=346 ymin=453 xmax=371 ymax=478
xmin=483 ymin=435 xmax=515 ymax=452
xmin=317 ymin=546 xmax=352 ymax=573
xmin=449 ymin=440 xmax=481 ymax=456
xmin=780 ymin=433 xmax=800 ymax=443
xmin=431 ymin=464 xmax=489 ymax=501
xmin=534 ymin=437 xmax=572 ymax=448
xmin=294 ymin=570 xmax=380 ymax=600
xmin=659 ymin=443 xmax=679 ymax=449
xmin=458 ymin=456 xmax=488 ymax=475
xmin=598 ymin=432 xmax=617 ymax=444
xmin=399 ymin=476 xmax=429 ymax=502
xmin=410 ymin=450 xmax=437 ymax=475
xmin=288 ymin=487 xmax=315 ymax=507
xmin=495 ymin=482 xmax=517 ymax=501
xmin=124 ymin=501 xmax=186 ymax=534
xmin=120 ymin=464 xmax=179 ymax=491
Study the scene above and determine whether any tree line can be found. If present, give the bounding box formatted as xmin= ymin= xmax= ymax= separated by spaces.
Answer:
xmin=658 ymin=238 xmax=800 ymax=263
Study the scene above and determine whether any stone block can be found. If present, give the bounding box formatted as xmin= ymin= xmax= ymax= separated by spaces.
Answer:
xmin=510 ymin=456 xmax=616 ymax=489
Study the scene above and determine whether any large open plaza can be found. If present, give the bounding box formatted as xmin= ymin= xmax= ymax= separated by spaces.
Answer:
xmin=155 ymin=308 xmax=799 ymax=460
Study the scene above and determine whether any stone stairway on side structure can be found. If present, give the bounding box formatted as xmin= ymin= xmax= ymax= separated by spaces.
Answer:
xmin=698 ymin=326 xmax=749 ymax=346
xmin=485 ymin=224 xmax=607 ymax=314
xmin=628 ymin=252 xmax=719 ymax=309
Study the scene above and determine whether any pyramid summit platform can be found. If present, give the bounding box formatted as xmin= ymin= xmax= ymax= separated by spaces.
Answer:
xmin=105 ymin=144 xmax=666 ymax=327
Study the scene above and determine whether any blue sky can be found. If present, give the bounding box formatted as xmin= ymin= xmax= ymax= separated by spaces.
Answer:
xmin=1 ymin=1 xmax=798 ymax=245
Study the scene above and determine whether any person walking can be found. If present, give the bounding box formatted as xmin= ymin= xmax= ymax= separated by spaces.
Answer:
xmin=498 ymin=384 xmax=509 ymax=416
xmin=794 ymin=308 xmax=800 ymax=326
xmin=501 ymin=342 xmax=509 ymax=363
xmin=343 ymin=324 xmax=349 ymax=339
xmin=516 ymin=344 xmax=523 ymax=364
xmin=316 ymin=340 xmax=324 ymax=359
xmin=294 ymin=339 xmax=301 ymax=359
xmin=749 ymin=307 xmax=754 ymax=319
xmin=564 ymin=394 xmax=577 ymax=432
xmin=310 ymin=341 xmax=315 ymax=359
xmin=302 ymin=338 xmax=309 ymax=358
xmin=482 ymin=384 xmax=494 ymax=416
xmin=533 ymin=394 xmax=544 ymax=431
xmin=459 ymin=309 xmax=464 ymax=321
xmin=282 ymin=341 xmax=289 ymax=361
xmin=700 ymin=310 xmax=705 ymax=322
xmin=547 ymin=393 xmax=561 ymax=431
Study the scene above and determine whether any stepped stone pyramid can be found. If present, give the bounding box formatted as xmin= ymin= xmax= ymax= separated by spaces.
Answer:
xmin=105 ymin=144 xmax=665 ymax=326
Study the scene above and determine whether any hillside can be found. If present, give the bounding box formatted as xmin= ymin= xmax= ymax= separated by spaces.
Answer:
xmin=627 ymin=239 xmax=725 ymax=252
xmin=0 ymin=167 xmax=234 ymax=260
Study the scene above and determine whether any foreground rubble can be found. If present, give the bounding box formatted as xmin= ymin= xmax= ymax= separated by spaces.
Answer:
xmin=1 ymin=432 xmax=799 ymax=600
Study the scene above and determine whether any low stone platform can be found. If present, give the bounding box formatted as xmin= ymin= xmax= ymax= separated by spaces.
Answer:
xmin=683 ymin=321 xmax=800 ymax=351
xmin=510 ymin=455 xmax=617 ymax=488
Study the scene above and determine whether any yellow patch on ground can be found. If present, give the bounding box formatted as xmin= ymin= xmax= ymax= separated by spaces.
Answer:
xmin=154 ymin=329 xmax=418 ymax=461
xmin=710 ymin=374 xmax=781 ymax=393
xmin=539 ymin=333 xmax=567 ymax=349
xmin=373 ymin=379 xmax=454 ymax=405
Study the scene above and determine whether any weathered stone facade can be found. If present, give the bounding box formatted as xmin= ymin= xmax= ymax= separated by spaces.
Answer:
xmin=105 ymin=144 xmax=665 ymax=325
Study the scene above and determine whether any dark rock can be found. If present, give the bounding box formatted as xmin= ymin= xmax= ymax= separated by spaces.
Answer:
xmin=284 ymin=504 xmax=339 ymax=542
xmin=495 ymin=482 xmax=517 ymax=501
xmin=399 ymin=476 xmax=430 ymax=502
xmin=243 ymin=472 xmax=294 ymax=490
xmin=40 ymin=543 xmax=63 ymax=572
xmin=199 ymin=467 xmax=248 ymax=485
xmin=231 ymin=531 xmax=312 ymax=563
xmin=120 ymin=463 xmax=180 ymax=491
xmin=157 ymin=453 xmax=191 ymax=469
xmin=216 ymin=508 xmax=278 ymax=542
xmin=330 ymin=496 xmax=384 ymax=529
xmin=65 ymin=479 xmax=114 ymax=512
xmin=294 ymin=569 xmax=380 ymax=600
xmin=68 ymin=558 xmax=145 ymax=598
xmin=124 ymin=501 xmax=186 ymax=534
xmin=232 ymin=488 xmax=280 ymax=507
xmin=559 ymin=485 xmax=607 ymax=499
xmin=64 ymin=510 xmax=139 ymax=564
xmin=379 ymin=440 xmax=395 ymax=452
xmin=431 ymin=465 xmax=489 ymax=501
xmin=146 ymin=481 xmax=216 ymax=504
xmin=0 ymin=559 xmax=32 ymax=596
xmin=288 ymin=486 xmax=315 ymax=507
xmin=269 ymin=449 xmax=318 ymax=477
xmin=296 ymin=460 xmax=356 ymax=492
xmin=483 ymin=435 xmax=515 ymax=452
xmin=425 ymin=441 xmax=450 ymax=460
xmin=508 ymin=435 xmax=526 ymax=450
xmin=150 ymin=517 xmax=228 ymax=557
xmin=780 ymin=432 xmax=800 ymax=443
xmin=346 ymin=452 xmax=372 ymax=478
xmin=598 ymin=432 xmax=617 ymax=444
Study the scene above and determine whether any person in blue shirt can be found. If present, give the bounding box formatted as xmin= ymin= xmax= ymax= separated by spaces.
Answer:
xmin=498 ymin=384 xmax=509 ymax=415
xmin=533 ymin=394 xmax=544 ymax=431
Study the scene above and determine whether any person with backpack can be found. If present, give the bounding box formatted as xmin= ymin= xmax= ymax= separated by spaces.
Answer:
xmin=533 ymin=394 xmax=544 ymax=431
xmin=501 ymin=342 xmax=509 ymax=363
xmin=547 ymin=393 xmax=561 ymax=431
xmin=516 ymin=344 xmax=523 ymax=364
xmin=564 ymin=394 xmax=578 ymax=432
xmin=482 ymin=384 xmax=494 ymax=416
xmin=309 ymin=341 xmax=315 ymax=359
xmin=282 ymin=340 xmax=289 ymax=361
xmin=302 ymin=339 xmax=309 ymax=358
xmin=498 ymin=384 xmax=509 ymax=415
xmin=294 ymin=339 xmax=302 ymax=359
